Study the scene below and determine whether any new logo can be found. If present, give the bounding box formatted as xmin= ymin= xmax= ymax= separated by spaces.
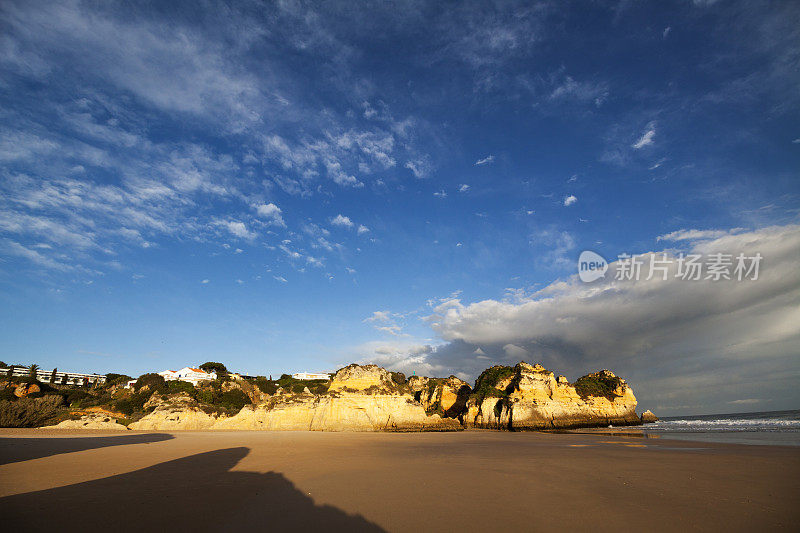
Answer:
xmin=578 ymin=250 xmax=608 ymax=283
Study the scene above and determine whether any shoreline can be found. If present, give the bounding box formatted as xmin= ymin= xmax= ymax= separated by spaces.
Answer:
xmin=2 ymin=425 xmax=797 ymax=448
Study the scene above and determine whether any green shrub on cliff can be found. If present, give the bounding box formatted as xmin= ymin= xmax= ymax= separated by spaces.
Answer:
xmin=574 ymin=373 xmax=622 ymax=401
xmin=0 ymin=388 xmax=16 ymax=401
xmin=254 ymin=377 xmax=278 ymax=395
xmin=275 ymin=375 xmax=329 ymax=395
xmin=104 ymin=373 xmax=133 ymax=387
xmin=471 ymin=365 xmax=515 ymax=403
xmin=62 ymin=388 xmax=91 ymax=407
xmin=166 ymin=380 xmax=197 ymax=396
xmin=134 ymin=373 xmax=166 ymax=393
xmin=218 ymin=389 xmax=250 ymax=411
xmin=113 ymin=390 xmax=151 ymax=416
xmin=0 ymin=395 xmax=63 ymax=427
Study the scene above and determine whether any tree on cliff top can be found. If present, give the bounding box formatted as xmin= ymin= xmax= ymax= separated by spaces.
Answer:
xmin=134 ymin=373 xmax=166 ymax=393
xmin=200 ymin=362 xmax=227 ymax=375
xmin=27 ymin=364 xmax=39 ymax=383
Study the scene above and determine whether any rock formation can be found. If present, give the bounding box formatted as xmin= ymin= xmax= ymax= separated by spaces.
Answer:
xmin=462 ymin=362 xmax=641 ymax=430
xmin=214 ymin=395 xmax=457 ymax=431
xmin=214 ymin=365 xmax=459 ymax=432
xmin=408 ymin=375 xmax=471 ymax=418
xmin=14 ymin=383 xmax=40 ymax=398
xmin=640 ymin=410 xmax=659 ymax=423
xmin=129 ymin=392 xmax=222 ymax=431
xmin=23 ymin=362 xmax=647 ymax=432
xmin=327 ymin=364 xmax=399 ymax=392
xmin=43 ymin=414 xmax=129 ymax=430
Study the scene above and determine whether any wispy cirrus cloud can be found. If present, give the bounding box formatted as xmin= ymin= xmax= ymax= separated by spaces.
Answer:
xmin=632 ymin=122 xmax=656 ymax=149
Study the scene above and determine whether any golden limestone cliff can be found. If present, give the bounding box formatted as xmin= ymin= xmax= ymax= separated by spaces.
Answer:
xmin=128 ymin=392 xmax=221 ymax=431
xmin=214 ymin=365 xmax=460 ymax=432
xmin=62 ymin=363 xmax=648 ymax=432
xmin=408 ymin=375 xmax=472 ymax=418
xmin=462 ymin=362 xmax=641 ymax=430
xmin=640 ymin=409 xmax=659 ymax=423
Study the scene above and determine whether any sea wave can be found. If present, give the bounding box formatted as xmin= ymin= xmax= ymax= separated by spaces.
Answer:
xmin=651 ymin=418 xmax=800 ymax=432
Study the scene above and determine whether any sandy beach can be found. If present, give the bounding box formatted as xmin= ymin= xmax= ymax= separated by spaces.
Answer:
xmin=1 ymin=429 xmax=797 ymax=532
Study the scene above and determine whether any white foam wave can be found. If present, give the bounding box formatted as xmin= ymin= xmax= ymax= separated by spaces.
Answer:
xmin=652 ymin=418 xmax=800 ymax=432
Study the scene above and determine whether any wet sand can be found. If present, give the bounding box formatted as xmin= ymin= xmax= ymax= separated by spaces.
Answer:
xmin=1 ymin=429 xmax=798 ymax=532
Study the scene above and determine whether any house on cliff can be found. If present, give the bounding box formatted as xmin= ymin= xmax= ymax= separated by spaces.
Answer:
xmin=292 ymin=372 xmax=331 ymax=380
xmin=158 ymin=367 xmax=217 ymax=385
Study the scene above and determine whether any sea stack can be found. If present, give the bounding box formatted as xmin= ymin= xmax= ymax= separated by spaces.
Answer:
xmin=462 ymin=362 xmax=642 ymax=430
xmin=640 ymin=410 xmax=659 ymax=423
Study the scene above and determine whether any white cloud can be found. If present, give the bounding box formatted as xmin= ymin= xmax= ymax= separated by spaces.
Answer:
xmin=362 ymin=101 xmax=377 ymax=119
xmin=376 ymin=325 xmax=405 ymax=336
xmin=657 ymin=228 xmax=742 ymax=242
xmin=214 ymin=219 xmax=255 ymax=240
xmin=663 ymin=26 xmax=671 ymax=39
xmin=357 ymin=224 xmax=370 ymax=235
xmin=405 ymin=156 xmax=433 ymax=179
xmin=330 ymin=214 xmax=354 ymax=228
xmin=365 ymin=311 xmax=392 ymax=323
xmin=433 ymin=190 xmax=447 ymax=198
xmin=201 ymin=279 xmax=210 ymax=284
xmin=503 ymin=343 xmax=529 ymax=359
xmin=563 ymin=194 xmax=577 ymax=206
xmin=548 ymin=75 xmax=608 ymax=106
xmin=279 ymin=244 xmax=302 ymax=260
xmin=273 ymin=275 xmax=288 ymax=283
xmin=306 ymin=256 xmax=324 ymax=268
xmin=418 ymin=224 xmax=800 ymax=413
xmin=632 ymin=122 xmax=656 ymax=149
xmin=474 ymin=155 xmax=495 ymax=166
xmin=458 ymin=184 xmax=470 ymax=192
xmin=3 ymin=240 xmax=73 ymax=271
xmin=728 ymin=398 xmax=762 ymax=405
xmin=348 ymin=340 xmax=453 ymax=379
xmin=255 ymin=203 xmax=286 ymax=227
xmin=323 ymin=158 xmax=362 ymax=188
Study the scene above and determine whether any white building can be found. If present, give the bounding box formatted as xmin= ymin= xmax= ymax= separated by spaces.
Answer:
xmin=0 ymin=366 xmax=106 ymax=385
xmin=158 ymin=369 xmax=179 ymax=381
xmin=292 ymin=372 xmax=331 ymax=381
xmin=158 ymin=367 xmax=217 ymax=385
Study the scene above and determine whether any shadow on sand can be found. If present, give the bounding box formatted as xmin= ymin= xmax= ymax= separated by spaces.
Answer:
xmin=2 ymin=447 xmax=386 ymax=532
xmin=0 ymin=433 xmax=174 ymax=465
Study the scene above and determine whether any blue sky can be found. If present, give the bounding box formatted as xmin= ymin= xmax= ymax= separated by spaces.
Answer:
xmin=1 ymin=0 xmax=798 ymax=414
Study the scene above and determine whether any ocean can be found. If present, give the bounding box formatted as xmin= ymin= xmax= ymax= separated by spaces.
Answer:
xmin=640 ymin=409 xmax=800 ymax=446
